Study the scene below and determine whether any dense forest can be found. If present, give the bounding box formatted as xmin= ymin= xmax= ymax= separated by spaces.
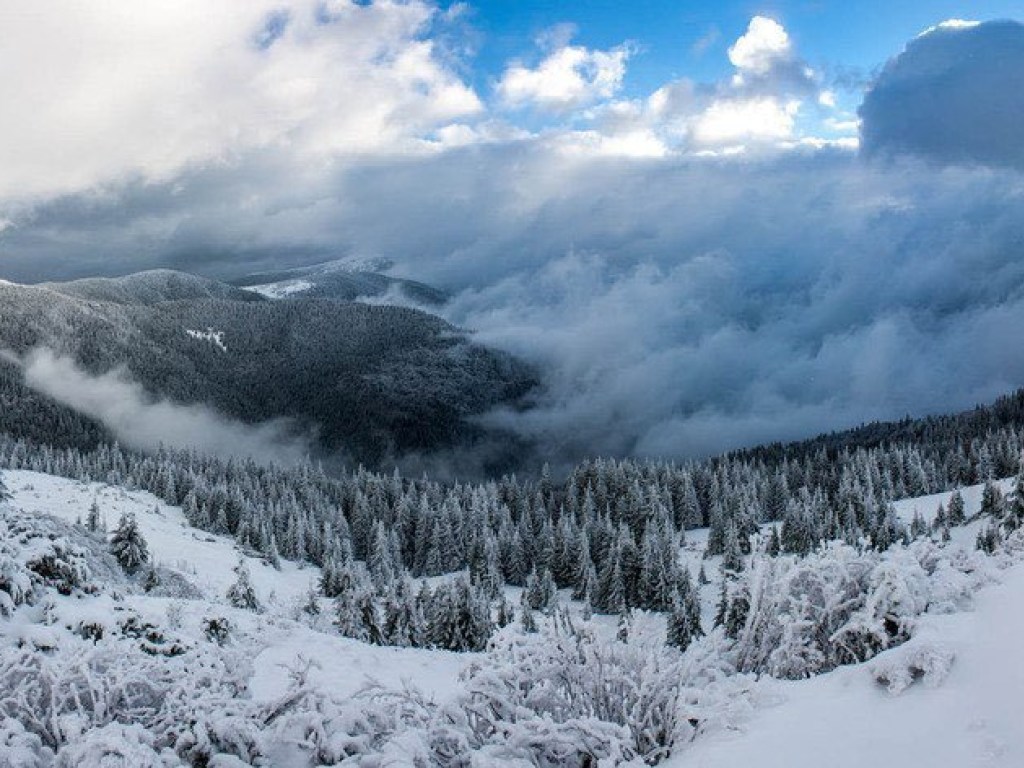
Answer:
xmin=0 ymin=272 xmax=536 ymax=467
xmin=3 ymin=382 xmax=1024 ymax=655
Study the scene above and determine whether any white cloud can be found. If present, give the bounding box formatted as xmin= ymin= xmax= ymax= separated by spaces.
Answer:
xmin=691 ymin=98 xmax=801 ymax=147
xmin=728 ymin=16 xmax=792 ymax=78
xmin=496 ymin=39 xmax=631 ymax=112
xmin=20 ymin=348 xmax=312 ymax=464
xmin=0 ymin=0 xmax=480 ymax=205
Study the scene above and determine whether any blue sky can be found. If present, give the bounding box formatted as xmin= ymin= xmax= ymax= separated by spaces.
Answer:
xmin=466 ymin=0 xmax=1023 ymax=97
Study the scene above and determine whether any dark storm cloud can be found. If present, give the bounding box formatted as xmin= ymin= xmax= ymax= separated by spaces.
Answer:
xmin=860 ymin=20 xmax=1024 ymax=168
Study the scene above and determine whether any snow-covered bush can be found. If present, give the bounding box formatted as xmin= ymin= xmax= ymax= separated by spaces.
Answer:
xmin=0 ymin=628 xmax=254 ymax=765
xmin=53 ymin=723 xmax=178 ymax=767
xmin=460 ymin=617 xmax=686 ymax=765
xmin=726 ymin=540 xmax=976 ymax=680
xmin=0 ymin=513 xmax=98 ymax=615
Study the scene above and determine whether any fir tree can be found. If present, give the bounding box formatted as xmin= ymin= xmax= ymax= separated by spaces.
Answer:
xmin=980 ymin=481 xmax=1004 ymax=519
xmin=109 ymin=513 xmax=149 ymax=574
xmin=87 ymin=498 xmax=101 ymax=533
xmin=667 ymin=593 xmax=698 ymax=652
xmin=226 ymin=558 xmax=261 ymax=612
xmin=947 ymin=490 xmax=967 ymax=526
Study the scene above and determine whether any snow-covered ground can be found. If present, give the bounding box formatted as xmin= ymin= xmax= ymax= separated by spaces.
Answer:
xmin=3 ymin=469 xmax=1024 ymax=766
xmin=7 ymin=470 xmax=314 ymax=606
xmin=185 ymin=327 xmax=228 ymax=352
xmin=893 ymin=477 xmax=1016 ymax=524
xmin=675 ymin=556 xmax=1024 ymax=767
xmin=247 ymin=279 xmax=314 ymax=299
xmin=4 ymin=470 xmax=474 ymax=707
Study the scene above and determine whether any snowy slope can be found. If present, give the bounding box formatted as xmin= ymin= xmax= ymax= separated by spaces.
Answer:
xmin=893 ymin=477 xmax=1016 ymax=524
xmin=6 ymin=470 xmax=316 ymax=607
xmin=3 ymin=468 xmax=1024 ymax=766
xmin=4 ymin=469 xmax=474 ymax=706
xmin=674 ymin=557 xmax=1024 ymax=768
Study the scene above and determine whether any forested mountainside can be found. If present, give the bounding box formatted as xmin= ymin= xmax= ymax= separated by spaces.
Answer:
xmin=2 ymin=378 xmax=1023 ymax=632
xmin=39 ymin=269 xmax=264 ymax=305
xmin=0 ymin=272 xmax=536 ymax=467
xmin=732 ymin=387 xmax=1024 ymax=468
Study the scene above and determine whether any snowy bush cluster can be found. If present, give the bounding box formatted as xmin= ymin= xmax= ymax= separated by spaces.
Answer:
xmin=716 ymin=537 xmax=985 ymax=680
xmin=0 ymin=512 xmax=96 ymax=616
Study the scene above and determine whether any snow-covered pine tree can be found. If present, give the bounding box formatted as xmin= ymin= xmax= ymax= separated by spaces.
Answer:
xmin=86 ymin=498 xmax=101 ymax=533
xmin=947 ymin=489 xmax=967 ymax=526
xmin=980 ymin=480 xmax=1004 ymax=519
xmin=667 ymin=593 xmax=697 ymax=652
xmin=109 ymin=513 xmax=149 ymax=574
xmin=226 ymin=558 xmax=261 ymax=612
xmin=382 ymin=578 xmax=424 ymax=648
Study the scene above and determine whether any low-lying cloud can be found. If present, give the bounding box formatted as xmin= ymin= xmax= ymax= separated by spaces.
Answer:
xmin=19 ymin=348 xmax=313 ymax=465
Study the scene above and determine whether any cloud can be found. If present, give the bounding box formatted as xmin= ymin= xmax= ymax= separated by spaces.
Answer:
xmin=0 ymin=0 xmax=479 ymax=205
xmin=728 ymin=16 xmax=792 ymax=77
xmin=396 ymin=151 xmax=1024 ymax=464
xmin=2 ymin=14 xmax=1024 ymax=472
xmin=18 ymin=348 xmax=313 ymax=465
xmin=496 ymin=32 xmax=631 ymax=112
xmin=690 ymin=97 xmax=801 ymax=146
xmin=594 ymin=16 xmax=827 ymax=155
xmin=860 ymin=19 xmax=1024 ymax=168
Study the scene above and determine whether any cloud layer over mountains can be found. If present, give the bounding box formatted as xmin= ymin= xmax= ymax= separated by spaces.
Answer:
xmin=1 ymin=8 xmax=1023 ymax=466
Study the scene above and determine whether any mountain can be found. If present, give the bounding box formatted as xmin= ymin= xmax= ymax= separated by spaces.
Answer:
xmin=234 ymin=258 xmax=447 ymax=305
xmin=40 ymin=269 xmax=264 ymax=305
xmin=0 ymin=270 xmax=535 ymax=469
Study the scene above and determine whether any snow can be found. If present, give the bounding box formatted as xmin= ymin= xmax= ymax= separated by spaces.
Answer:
xmin=247 ymin=279 xmax=314 ymax=299
xmin=2 ymin=469 xmax=475 ymax=709
xmin=5 ymin=470 xmax=312 ymax=608
xmin=893 ymin=477 xmax=1016 ymax=524
xmin=673 ymin=557 xmax=1024 ymax=768
xmin=248 ymin=625 xmax=471 ymax=704
xmin=185 ymin=327 xmax=228 ymax=352
xmin=3 ymin=467 xmax=1024 ymax=766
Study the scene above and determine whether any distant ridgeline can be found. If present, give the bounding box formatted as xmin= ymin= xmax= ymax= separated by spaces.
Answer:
xmin=0 ymin=384 xmax=1022 ymax=629
xmin=0 ymin=269 xmax=537 ymax=471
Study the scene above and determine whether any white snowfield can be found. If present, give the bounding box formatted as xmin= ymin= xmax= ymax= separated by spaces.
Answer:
xmin=247 ymin=279 xmax=315 ymax=299
xmin=185 ymin=327 xmax=228 ymax=352
xmin=4 ymin=469 xmax=1024 ymax=766
xmin=892 ymin=477 xmax=1017 ymax=524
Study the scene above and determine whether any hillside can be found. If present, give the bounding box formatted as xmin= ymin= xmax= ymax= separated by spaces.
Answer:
xmin=235 ymin=259 xmax=447 ymax=306
xmin=40 ymin=270 xmax=265 ymax=305
xmin=1 ymin=467 xmax=1022 ymax=766
xmin=0 ymin=272 xmax=536 ymax=469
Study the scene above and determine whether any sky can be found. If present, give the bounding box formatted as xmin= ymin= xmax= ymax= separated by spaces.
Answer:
xmin=1 ymin=1 xmax=1023 ymax=466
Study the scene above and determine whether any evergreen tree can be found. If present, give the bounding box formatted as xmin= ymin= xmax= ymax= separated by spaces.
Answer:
xmin=667 ymin=592 xmax=698 ymax=652
xmin=721 ymin=518 xmax=745 ymax=573
xmin=947 ymin=490 xmax=967 ymax=526
xmin=87 ymin=498 xmax=101 ymax=533
xmin=980 ymin=481 xmax=1004 ymax=519
xmin=383 ymin=578 xmax=424 ymax=647
xmin=109 ymin=513 xmax=149 ymax=574
xmin=226 ymin=558 xmax=261 ymax=612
